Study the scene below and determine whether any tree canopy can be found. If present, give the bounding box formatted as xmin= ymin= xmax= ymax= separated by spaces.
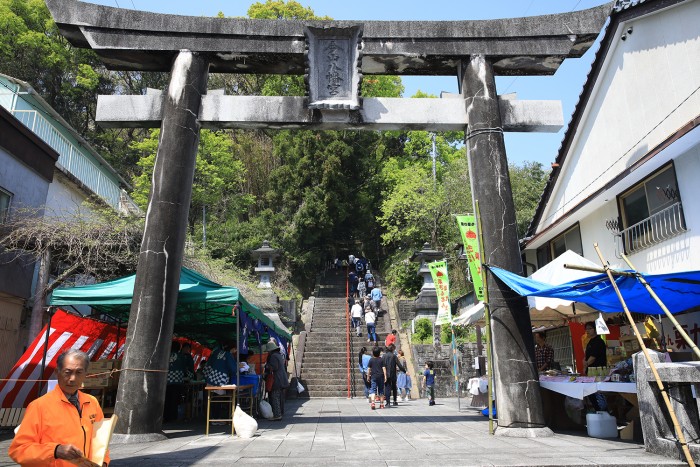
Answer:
xmin=0 ymin=0 xmax=551 ymax=298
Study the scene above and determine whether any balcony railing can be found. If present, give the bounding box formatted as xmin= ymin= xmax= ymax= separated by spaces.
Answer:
xmin=11 ymin=109 xmax=121 ymax=210
xmin=618 ymin=202 xmax=687 ymax=254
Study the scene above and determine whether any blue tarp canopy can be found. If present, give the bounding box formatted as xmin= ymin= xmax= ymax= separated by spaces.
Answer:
xmin=488 ymin=266 xmax=700 ymax=315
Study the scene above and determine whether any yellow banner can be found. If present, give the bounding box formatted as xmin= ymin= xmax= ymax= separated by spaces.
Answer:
xmin=456 ymin=214 xmax=484 ymax=300
xmin=428 ymin=260 xmax=451 ymax=325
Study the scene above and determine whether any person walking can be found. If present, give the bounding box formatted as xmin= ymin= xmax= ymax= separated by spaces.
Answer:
xmin=367 ymin=347 xmax=386 ymax=410
xmin=358 ymin=347 xmax=371 ymax=400
xmin=382 ymin=344 xmax=404 ymax=406
xmin=365 ymin=308 xmax=378 ymax=344
xmin=351 ymin=299 xmax=364 ymax=337
xmin=423 ymin=361 xmax=436 ymax=406
xmin=265 ymin=343 xmax=289 ymax=420
xmin=357 ymin=278 xmax=366 ymax=299
xmin=397 ymin=349 xmax=410 ymax=401
xmin=370 ymin=286 xmax=383 ymax=313
xmin=365 ymin=270 xmax=375 ymax=295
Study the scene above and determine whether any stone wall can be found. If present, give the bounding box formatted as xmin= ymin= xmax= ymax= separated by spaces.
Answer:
xmin=396 ymin=299 xmax=416 ymax=323
xmin=410 ymin=342 xmax=481 ymax=398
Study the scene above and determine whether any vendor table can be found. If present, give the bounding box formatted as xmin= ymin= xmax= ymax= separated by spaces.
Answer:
xmin=205 ymin=384 xmax=253 ymax=436
xmin=539 ymin=376 xmax=636 ymax=399
xmin=539 ymin=376 xmax=638 ymax=432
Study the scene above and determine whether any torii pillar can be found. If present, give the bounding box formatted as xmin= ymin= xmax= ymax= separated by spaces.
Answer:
xmin=463 ymin=56 xmax=550 ymax=436
xmin=112 ymin=52 xmax=210 ymax=441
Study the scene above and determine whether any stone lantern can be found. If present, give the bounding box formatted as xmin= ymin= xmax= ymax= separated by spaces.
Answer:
xmin=410 ymin=242 xmax=444 ymax=319
xmin=251 ymin=240 xmax=280 ymax=288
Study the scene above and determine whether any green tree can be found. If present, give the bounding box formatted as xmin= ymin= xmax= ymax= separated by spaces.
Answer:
xmin=509 ymin=161 xmax=550 ymax=238
xmin=131 ymin=129 xmax=254 ymax=240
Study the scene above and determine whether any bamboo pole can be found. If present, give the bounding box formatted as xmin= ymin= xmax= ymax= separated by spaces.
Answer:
xmin=620 ymin=254 xmax=700 ymax=361
xmin=476 ymin=201 xmax=495 ymax=435
xmin=593 ymin=244 xmax=695 ymax=467
xmin=563 ymin=261 xmax=700 ymax=360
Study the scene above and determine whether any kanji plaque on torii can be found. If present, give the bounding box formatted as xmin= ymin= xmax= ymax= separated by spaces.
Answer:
xmin=45 ymin=0 xmax=611 ymax=441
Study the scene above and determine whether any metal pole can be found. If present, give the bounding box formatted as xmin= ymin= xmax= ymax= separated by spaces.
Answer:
xmin=593 ymin=244 xmax=695 ymax=467
xmin=115 ymin=319 xmax=121 ymax=358
xmin=346 ymin=264 xmax=351 ymax=399
xmin=431 ymin=133 xmax=437 ymax=186
xmin=202 ymin=205 xmax=207 ymax=248
xmin=452 ymin=326 xmax=460 ymax=411
xmin=236 ymin=304 xmax=240 ymax=389
xmin=476 ymin=201 xmax=495 ymax=435
xmin=37 ymin=307 xmax=54 ymax=399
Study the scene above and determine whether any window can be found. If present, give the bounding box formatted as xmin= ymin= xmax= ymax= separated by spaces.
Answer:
xmin=536 ymin=224 xmax=583 ymax=268
xmin=618 ymin=164 xmax=686 ymax=253
xmin=0 ymin=188 xmax=11 ymax=223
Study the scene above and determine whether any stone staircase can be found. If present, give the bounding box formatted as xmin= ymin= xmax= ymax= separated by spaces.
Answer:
xmin=301 ymin=269 xmax=389 ymax=397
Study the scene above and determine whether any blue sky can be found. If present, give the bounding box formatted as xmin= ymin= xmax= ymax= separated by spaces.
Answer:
xmin=84 ymin=0 xmax=609 ymax=166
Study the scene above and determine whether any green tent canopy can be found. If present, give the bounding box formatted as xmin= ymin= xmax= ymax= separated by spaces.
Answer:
xmin=49 ymin=267 xmax=291 ymax=345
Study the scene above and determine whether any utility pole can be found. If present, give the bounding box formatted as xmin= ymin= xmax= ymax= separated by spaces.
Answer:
xmin=431 ymin=133 xmax=437 ymax=186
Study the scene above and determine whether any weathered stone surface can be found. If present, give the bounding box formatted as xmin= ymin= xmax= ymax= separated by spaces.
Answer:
xmin=462 ymin=55 xmax=546 ymax=433
xmin=113 ymin=51 xmax=210 ymax=438
xmin=411 ymin=343 xmax=481 ymax=398
xmin=96 ymin=94 xmax=563 ymax=132
xmin=305 ymin=26 xmax=362 ymax=110
xmin=45 ymin=0 xmax=611 ymax=75
xmin=633 ymin=351 xmax=700 ymax=463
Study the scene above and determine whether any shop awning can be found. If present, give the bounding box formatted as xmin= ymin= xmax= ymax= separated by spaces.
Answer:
xmin=488 ymin=265 xmax=700 ymax=315
xmin=49 ymin=267 xmax=291 ymax=343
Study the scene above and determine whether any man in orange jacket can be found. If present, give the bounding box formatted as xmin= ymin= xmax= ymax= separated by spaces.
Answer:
xmin=9 ymin=349 xmax=110 ymax=466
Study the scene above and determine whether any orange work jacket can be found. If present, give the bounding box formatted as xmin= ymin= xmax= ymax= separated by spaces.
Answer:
xmin=9 ymin=385 xmax=110 ymax=466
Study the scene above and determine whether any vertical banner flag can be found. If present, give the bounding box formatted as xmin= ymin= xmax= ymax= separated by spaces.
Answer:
xmin=456 ymin=215 xmax=484 ymax=301
xmin=428 ymin=260 xmax=451 ymax=325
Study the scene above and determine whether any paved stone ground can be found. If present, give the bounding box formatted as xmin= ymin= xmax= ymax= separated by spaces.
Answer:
xmin=0 ymin=398 xmax=686 ymax=466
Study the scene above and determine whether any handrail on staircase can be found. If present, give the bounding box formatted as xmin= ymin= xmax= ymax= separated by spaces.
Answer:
xmin=346 ymin=264 xmax=352 ymax=399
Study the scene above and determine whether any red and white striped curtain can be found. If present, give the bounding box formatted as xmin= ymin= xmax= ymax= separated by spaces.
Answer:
xmin=0 ymin=309 xmax=210 ymax=408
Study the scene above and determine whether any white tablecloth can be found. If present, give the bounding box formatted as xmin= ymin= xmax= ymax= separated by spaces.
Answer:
xmin=539 ymin=380 xmax=636 ymax=399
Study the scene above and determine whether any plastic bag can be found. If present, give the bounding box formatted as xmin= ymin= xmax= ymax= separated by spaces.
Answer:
xmin=296 ymin=380 xmax=305 ymax=394
xmin=233 ymin=405 xmax=258 ymax=438
xmin=595 ymin=313 xmax=610 ymax=335
xmin=259 ymin=400 xmax=273 ymax=419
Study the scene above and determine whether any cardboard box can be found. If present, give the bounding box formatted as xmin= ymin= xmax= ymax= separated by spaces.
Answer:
xmin=623 ymin=339 xmax=641 ymax=353
xmin=82 ymin=376 xmax=112 ymax=388
xmin=88 ymin=360 xmax=121 ymax=373
xmin=620 ymin=323 xmax=647 ymax=338
xmin=620 ymin=421 xmax=634 ymax=440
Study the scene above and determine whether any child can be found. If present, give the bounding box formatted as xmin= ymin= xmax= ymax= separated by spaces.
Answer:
xmin=367 ymin=346 xmax=387 ymax=410
xmin=422 ymin=361 xmax=436 ymax=406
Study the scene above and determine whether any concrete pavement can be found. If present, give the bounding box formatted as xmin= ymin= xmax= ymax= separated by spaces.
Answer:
xmin=0 ymin=397 xmax=686 ymax=466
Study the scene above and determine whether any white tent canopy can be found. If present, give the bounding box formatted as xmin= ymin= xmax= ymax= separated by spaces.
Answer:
xmin=527 ymin=250 xmax=601 ymax=324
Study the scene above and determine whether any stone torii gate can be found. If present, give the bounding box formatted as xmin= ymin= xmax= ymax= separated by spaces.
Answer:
xmin=46 ymin=0 xmax=610 ymax=441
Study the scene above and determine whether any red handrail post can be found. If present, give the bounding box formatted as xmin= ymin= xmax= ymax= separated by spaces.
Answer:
xmin=346 ymin=264 xmax=351 ymax=398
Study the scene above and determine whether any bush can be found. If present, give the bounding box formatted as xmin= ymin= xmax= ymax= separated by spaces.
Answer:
xmin=412 ymin=318 xmax=433 ymax=344
xmin=440 ymin=324 xmax=476 ymax=344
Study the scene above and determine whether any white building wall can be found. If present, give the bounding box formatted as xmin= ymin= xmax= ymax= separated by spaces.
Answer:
xmin=540 ymin=1 xmax=700 ymax=231
xmin=44 ymin=172 xmax=96 ymax=219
